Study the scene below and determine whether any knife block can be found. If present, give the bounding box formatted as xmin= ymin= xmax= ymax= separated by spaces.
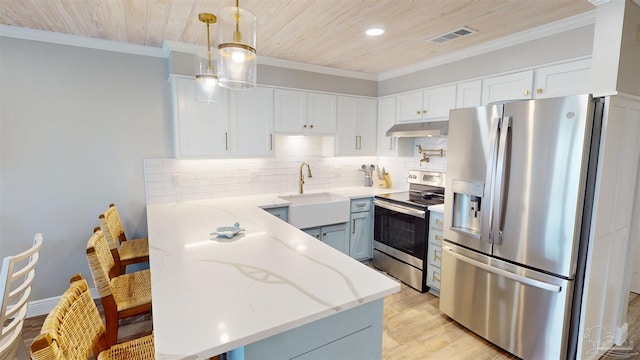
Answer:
xmin=376 ymin=174 xmax=392 ymax=188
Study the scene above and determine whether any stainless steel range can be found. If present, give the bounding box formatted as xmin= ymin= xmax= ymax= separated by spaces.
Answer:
xmin=373 ymin=170 xmax=445 ymax=292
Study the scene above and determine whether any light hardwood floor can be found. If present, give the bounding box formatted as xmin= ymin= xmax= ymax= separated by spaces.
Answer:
xmin=20 ymin=282 xmax=640 ymax=359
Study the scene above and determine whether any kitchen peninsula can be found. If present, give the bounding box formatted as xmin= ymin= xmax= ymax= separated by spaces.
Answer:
xmin=146 ymin=191 xmax=400 ymax=359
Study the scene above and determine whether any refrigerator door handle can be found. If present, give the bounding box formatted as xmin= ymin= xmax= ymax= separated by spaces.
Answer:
xmin=485 ymin=116 xmax=502 ymax=244
xmin=444 ymin=246 xmax=562 ymax=293
xmin=492 ymin=116 xmax=512 ymax=244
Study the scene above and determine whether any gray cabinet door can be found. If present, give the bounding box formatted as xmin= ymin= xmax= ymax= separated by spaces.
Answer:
xmin=350 ymin=212 xmax=372 ymax=260
xmin=321 ymin=223 xmax=348 ymax=255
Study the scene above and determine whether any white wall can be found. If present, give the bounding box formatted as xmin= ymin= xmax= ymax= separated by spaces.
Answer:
xmin=0 ymin=37 xmax=173 ymax=300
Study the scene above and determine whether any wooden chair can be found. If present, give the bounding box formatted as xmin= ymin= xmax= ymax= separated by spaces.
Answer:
xmin=99 ymin=203 xmax=149 ymax=274
xmin=0 ymin=233 xmax=42 ymax=360
xmin=86 ymin=228 xmax=152 ymax=346
xmin=30 ymin=274 xmax=155 ymax=360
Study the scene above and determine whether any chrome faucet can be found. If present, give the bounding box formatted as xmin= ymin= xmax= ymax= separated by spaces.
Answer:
xmin=298 ymin=162 xmax=313 ymax=194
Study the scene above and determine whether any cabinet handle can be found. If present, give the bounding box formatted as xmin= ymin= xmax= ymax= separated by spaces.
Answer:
xmin=422 ymin=110 xmax=427 ymax=114
xmin=435 ymin=219 xmax=443 ymax=226
xmin=310 ymin=124 xmax=314 ymax=129
xmin=537 ymin=88 xmax=543 ymax=94
xmin=315 ymin=234 xmax=320 ymax=239
xmin=303 ymin=124 xmax=307 ymax=129
xmin=523 ymin=90 xmax=530 ymax=96
xmin=225 ymin=132 xmax=228 ymax=150
xmin=355 ymin=136 xmax=358 ymax=150
xmin=433 ymin=274 xmax=440 ymax=282
xmin=356 ymin=203 xmax=366 ymax=208
xmin=435 ymin=251 xmax=441 ymax=261
xmin=416 ymin=110 xmax=421 ymax=115
xmin=352 ymin=219 xmax=356 ymax=234
xmin=435 ymin=235 xmax=443 ymax=241
xmin=269 ymin=134 xmax=273 ymax=150
xmin=322 ymin=232 xmax=327 ymax=237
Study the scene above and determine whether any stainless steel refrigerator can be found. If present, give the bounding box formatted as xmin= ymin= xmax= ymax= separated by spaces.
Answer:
xmin=440 ymin=94 xmax=604 ymax=359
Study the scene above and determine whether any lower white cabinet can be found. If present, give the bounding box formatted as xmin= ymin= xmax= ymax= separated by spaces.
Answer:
xmin=426 ymin=210 xmax=444 ymax=295
xmin=304 ymin=223 xmax=348 ymax=255
xmin=349 ymin=198 xmax=373 ymax=261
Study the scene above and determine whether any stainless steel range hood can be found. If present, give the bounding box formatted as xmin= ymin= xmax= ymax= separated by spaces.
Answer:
xmin=386 ymin=121 xmax=449 ymax=137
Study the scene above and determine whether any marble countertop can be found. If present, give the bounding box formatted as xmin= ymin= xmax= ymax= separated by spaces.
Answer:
xmin=428 ymin=203 xmax=445 ymax=213
xmin=146 ymin=188 xmax=401 ymax=359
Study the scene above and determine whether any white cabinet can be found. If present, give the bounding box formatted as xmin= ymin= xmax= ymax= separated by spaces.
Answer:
xmin=274 ymin=89 xmax=337 ymax=135
xmin=456 ymin=80 xmax=482 ymax=108
xmin=481 ymin=70 xmax=534 ymax=105
xmin=229 ymin=87 xmax=274 ymax=156
xmin=396 ymin=84 xmax=456 ymax=122
xmin=349 ymin=198 xmax=373 ymax=261
xmin=171 ymin=75 xmax=229 ymax=157
xmin=376 ymin=96 xmax=416 ymax=157
xmin=304 ymin=223 xmax=348 ymax=255
xmin=533 ymin=58 xmax=591 ymax=99
xmin=335 ymin=96 xmax=377 ymax=156
xmin=426 ymin=210 xmax=444 ymax=295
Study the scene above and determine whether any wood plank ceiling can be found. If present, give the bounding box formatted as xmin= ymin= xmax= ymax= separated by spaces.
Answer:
xmin=0 ymin=0 xmax=595 ymax=75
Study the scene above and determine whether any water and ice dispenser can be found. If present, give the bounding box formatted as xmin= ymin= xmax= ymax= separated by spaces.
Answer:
xmin=451 ymin=180 xmax=485 ymax=237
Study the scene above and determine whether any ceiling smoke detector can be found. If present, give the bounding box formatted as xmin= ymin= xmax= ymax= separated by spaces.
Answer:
xmin=427 ymin=26 xmax=478 ymax=44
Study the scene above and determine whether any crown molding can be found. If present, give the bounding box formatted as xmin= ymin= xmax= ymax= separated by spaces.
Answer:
xmin=378 ymin=9 xmax=597 ymax=81
xmin=162 ymin=40 xmax=378 ymax=81
xmin=0 ymin=24 xmax=165 ymax=58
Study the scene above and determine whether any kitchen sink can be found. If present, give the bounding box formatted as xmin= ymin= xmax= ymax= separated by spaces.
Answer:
xmin=279 ymin=192 xmax=350 ymax=229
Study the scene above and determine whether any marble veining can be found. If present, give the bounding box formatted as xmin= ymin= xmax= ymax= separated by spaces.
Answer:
xmin=147 ymin=190 xmax=400 ymax=358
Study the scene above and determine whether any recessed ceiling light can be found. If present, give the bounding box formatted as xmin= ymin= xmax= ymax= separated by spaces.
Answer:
xmin=366 ymin=28 xmax=384 ymax=37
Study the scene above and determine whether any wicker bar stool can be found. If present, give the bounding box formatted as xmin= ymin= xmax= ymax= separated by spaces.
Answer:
xmin=86 ymin=229 xmax=152 ymax=346
xmin=99 ymin=203 xmax=149 ymax=275
xmin=30 ymin=274 xmax=155 ymax=360
xmin=0 ymin=233 xmax=42 ymax=360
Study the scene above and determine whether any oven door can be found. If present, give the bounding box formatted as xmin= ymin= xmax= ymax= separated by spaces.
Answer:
xmin=373 ymin=200 xmax=427 ymax=263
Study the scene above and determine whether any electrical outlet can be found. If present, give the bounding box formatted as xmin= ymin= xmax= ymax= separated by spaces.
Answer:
xmin=171 ymin=173 xmax=181 ymax=185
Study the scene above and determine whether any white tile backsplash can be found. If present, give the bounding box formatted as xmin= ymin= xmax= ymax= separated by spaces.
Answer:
xmin=144 ymin=135 xmax=448 ymax=204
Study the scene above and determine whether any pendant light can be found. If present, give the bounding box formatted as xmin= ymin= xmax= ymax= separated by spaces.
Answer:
xmin=217 ymin=0 xmax=257 ymax=90
xmin=195 ymin=13 xmax=222 ymax=103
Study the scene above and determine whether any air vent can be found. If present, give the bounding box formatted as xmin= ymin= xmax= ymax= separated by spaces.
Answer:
xmin=427 ymin=26 xmax=477 ymax=44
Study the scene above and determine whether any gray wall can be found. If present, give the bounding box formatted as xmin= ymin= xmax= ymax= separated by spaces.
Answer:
xmin=169 ymin=51 xmax=378 ymax=97
xmin=378 ymin=24 xmax=595 ymax=96
xmin=0 ymin=37 xmax=173 ymax=300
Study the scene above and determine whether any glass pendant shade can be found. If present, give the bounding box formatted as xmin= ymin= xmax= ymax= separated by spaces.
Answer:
xmin=217 ymin=5 xmax=257 ymax=90
xmin=195 ymin=49 xmax=223 ymax=103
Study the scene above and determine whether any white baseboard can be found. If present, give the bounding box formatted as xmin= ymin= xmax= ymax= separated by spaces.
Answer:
xmin=27 ymin=287 xmax=99 ymax=318
xmin=616 ymin=323 xmax=629 ymax=346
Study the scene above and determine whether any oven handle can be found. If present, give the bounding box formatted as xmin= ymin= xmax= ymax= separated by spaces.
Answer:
xmin=374 ymin=199 xmax=425 ymax=219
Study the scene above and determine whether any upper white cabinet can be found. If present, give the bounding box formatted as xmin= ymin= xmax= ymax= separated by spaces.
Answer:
xmin=456 ymin=80 xmax=482 ymax=108
xmin=396 ymin=84 xmax=456 ymax=122
xmin=171 ymin=75 xmax=230 ymax=157
xmin=482 ymin=70 xmax=534 ymax=104
xmin=229 ymin=87 xmax=274 ymax=156
xmin=533 ymin=58 xmax=591 ymax=99
xmin=274 ymin=89 xmax=337 ymax=134
xmin=377 ymin=96 xmax=413 ymax=157
xmin=335 ymin=96 xmax=377 ymax=156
